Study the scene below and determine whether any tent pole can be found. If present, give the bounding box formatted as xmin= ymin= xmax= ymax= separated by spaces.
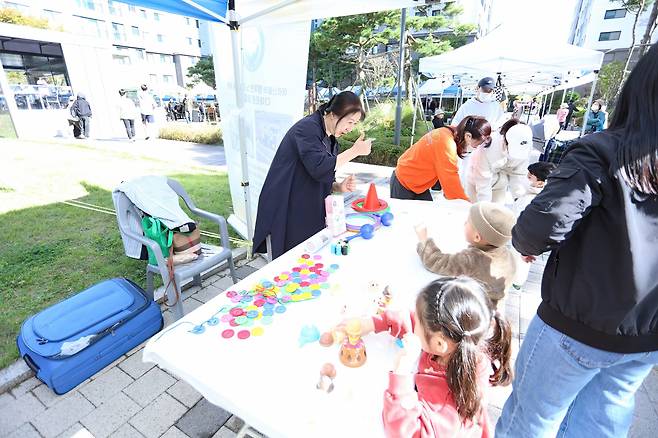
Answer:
xmin=581 ymin=70 xmax=599 ymax=136
xmin=393 ymin=8 xmax=407 ymax=147
xmin=438 ymin=94 xmax=443 ymax=112
xmin=560 ymin=88 xmax=567 ymax=105
xmin=228 ymin=0 xmax=254 ymax=243
xmin=548 ymin=89 xmax=555 ymax=115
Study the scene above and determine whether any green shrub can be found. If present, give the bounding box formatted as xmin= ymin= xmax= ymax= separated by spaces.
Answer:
xmin=158 ymin=123 xmax=222 ymax=145
xmin=337 ymin=101 xmax=432 ymax=167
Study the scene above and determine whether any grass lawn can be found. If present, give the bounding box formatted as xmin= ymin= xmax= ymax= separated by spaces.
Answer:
xmin=0 ymin=139 xmax=236 ymax=369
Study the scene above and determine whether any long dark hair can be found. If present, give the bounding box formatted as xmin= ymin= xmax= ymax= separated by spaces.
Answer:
xmin=416 ymin=277 xmax=512 ymax=421
xmin=610 ymin=42 xmax=658 ymax=195
xmin=318 ymin=91 xmax=365 ymax=125
xmin=448 ymin=116 xmax=492 ymax=157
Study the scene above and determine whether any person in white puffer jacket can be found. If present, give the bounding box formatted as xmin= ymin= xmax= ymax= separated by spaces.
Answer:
xmin=466 ymin=119 xmax=534 ymax=204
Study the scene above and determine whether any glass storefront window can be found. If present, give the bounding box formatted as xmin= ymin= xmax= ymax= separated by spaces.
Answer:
xmin=1 ymin=52 xmax=72 ymax=110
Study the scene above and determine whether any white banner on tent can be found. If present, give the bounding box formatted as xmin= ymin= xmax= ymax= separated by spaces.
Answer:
xmin=213 ymin=22 xmax=311 ymax=239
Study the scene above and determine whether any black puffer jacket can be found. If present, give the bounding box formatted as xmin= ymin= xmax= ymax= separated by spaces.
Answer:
xmin=71 ymin=97 xmax=92 ymax=117
xmin=513 ymin=131 xmax=658 ymax=353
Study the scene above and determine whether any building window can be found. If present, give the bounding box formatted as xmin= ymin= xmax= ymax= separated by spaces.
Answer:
xmin=196 ymin=19 xmax=200 ymax=28
xmin=41 ymin=9 xmax=61 ymax=24
xmin=112 ymin=23 xmax=126 ymax=41
xmin=604 ymin=9 xmax=626 ymax=19
xmin=1 ymin=51 xmax=72 ymax=111
xmin=157 ymin=34 xmax=164 ymax=43
xmin=128 ymin=5 xmax=135 ymax=12
xmin=154 ymin=12 xmax=160 ymax=21
xmin=134 ymin=48 xmax=145 ymax=60
xmin=147 ymin=53 xmax=157 ymax=63
xmin=197 ymin=39 xmax=202 ymax=48
xmin=4 ymin=2 xmax=30 ymax=14
xmin=163 ymin=75 xmax=173 ymax=83
xmin=149 ymin=73 xmax=158 ymax=84
xmin=77 ymin=16 xmax=106 ymax=38
xmin=186 ymin=17 xmax=191 ymax=25
xmin=160 ymin=54 xmax=167 ymax=63
xmin=76 ymin=0 xmax=97 ymax=11
xmin=599 ymin=31 xmax=621 ymax=41
xmin=187 ymin=37 xmax=193 ymax=46
xmin=108 ymin=1 xmax=120 ymax=15
xmin=131 ymin=26 xmax=140 ymax=38
xmin=112 ymin=55 xmax=131 ymax=65
xmin=140 ymin=9 xmax=147 ymax=19
xmin=432 ymin=9 xmax=441 ymax=16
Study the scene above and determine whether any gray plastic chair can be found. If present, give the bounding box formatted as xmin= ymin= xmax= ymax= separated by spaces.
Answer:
xmin=114 ymin=178 xmax=237 ymax=320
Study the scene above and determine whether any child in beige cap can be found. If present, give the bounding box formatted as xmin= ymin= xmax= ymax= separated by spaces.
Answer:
xmin=415 ymin=202 xmax=517 ymax=309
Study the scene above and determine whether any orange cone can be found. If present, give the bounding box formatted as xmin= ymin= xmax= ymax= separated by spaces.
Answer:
xmin=363 ymin=183 xmax=380 ymax=210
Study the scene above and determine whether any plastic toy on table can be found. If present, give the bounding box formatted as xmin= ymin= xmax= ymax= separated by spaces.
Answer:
xmin=299 ymin=325 xmax=321 ymax=347
xmin=330 ymin=223 xmax=375 ymax=256
xmin=339 ymin=319 xmax=367 ymax=368
xmin=316 ymin=363 xmax=337 ymax=393
xmin=351 ymin=183 xmax=389 ymax=214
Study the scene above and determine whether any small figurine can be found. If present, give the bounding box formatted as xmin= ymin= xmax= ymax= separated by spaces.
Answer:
xmin=316 ymin=362 xmax=337 ymax=393
xmin=319 ymin=331 xmax=334 ymax=347
xmin=339 ymin=319 xmax=367 ymax=368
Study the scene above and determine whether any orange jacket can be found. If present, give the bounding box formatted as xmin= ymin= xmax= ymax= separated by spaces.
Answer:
xmin=395 ymin=128 xmax=469 ymax=201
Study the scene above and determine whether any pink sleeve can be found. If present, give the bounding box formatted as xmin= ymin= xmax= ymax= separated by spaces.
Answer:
xmin=372 ymin=311 xmax=414 ymax=338
xmin=382 ymin=373 xmax=433 ymax=438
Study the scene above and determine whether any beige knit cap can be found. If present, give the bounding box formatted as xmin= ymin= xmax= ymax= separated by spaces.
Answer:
xmin=469 ymin=202 xmax=516 ymax=247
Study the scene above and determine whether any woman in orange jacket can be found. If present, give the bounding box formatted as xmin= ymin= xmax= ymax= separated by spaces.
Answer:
xmin=390 ymin=116 xmax=492 ymax=201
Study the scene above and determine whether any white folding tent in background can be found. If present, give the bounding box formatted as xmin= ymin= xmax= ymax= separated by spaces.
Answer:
xmin=419 ymin=27 xmax=604 ymax=133
xmin=120 ymin=0 xmax=426 ymax=246
xmin=419 ymin=27 xmax=604 ymax=94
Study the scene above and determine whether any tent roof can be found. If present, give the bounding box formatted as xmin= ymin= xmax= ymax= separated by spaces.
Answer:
xmin=119 ymin=0 xmax=424 ymax=26
xmin=419 ymin=27 xmax=604 ymax=95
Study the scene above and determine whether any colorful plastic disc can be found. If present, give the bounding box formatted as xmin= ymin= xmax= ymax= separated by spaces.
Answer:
xmin=237 ymin=330 xmax=251 ymax=340
xmin=251 ymin=327 xmax=265 ymax=336
xmin=222 ymin=329 xmax=235 ymax=339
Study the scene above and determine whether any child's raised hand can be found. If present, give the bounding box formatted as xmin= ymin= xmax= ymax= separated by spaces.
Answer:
xmin=414 ymin=223 xmax=428 ymax=242
xmin=394 ymin=333 xmax=423 ymax=374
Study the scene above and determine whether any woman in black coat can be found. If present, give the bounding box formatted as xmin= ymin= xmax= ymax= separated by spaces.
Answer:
xmin=253 ymin=91 xmax=372 ymax=259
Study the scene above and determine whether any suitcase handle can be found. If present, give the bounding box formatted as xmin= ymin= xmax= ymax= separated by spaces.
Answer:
xmin=23 ymin=354 xmax=40 ymax=373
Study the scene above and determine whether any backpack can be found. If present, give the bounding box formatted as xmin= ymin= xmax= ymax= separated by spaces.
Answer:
xmin=539 ymin=137 xmax=575 ymax=165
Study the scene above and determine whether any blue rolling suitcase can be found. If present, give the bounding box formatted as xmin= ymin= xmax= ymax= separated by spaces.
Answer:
xmin=17 ymin=278 xmax=163 ymax=394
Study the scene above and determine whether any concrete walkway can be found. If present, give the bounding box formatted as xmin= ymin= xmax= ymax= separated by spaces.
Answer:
xmin=2 ymin=253 xmax=657 ymax=438
xmin=37 ymin=136 xmax=227 ymax=170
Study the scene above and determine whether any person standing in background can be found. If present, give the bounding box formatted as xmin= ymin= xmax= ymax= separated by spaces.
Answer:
xmin=70 ymin=93 xmax=92 ymax=139
xmin=138 ymin=84 xmax=156 ymax=140
xmin=118 ymin=89 xmax=137 ymax=141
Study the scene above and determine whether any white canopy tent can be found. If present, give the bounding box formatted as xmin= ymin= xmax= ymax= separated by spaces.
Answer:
xmin=419 ymin=28 xmax=604 ymax=95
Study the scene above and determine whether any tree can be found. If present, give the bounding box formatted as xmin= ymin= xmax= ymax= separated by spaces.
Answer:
xmin=596 ymin=61 xmax=624 ymax=108
xmin=618 ymin=0 xmax=652 ymax=77
xmin=0 ymin=7 xmax=49 ymax=29
xmin=638 ymin=0 xmax=658 ymax=57
xmin=309 ymin=12 xmax=400 ymax=89
xmin=187 ymin=56 xmax=215 ymax=88
xmin=309 ymin=4 xmax=475 ymax=103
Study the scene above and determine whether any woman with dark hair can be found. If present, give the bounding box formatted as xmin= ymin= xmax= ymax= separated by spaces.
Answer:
xmin=390 ymin=116 xmax=492 ymax=201
xmin=497 ymin=44 xmax=658 ymax=437
xmin=467 ymin=118 xmax=534 ymax=203
xmin=253 ymin=91 xmax=372 ymax=259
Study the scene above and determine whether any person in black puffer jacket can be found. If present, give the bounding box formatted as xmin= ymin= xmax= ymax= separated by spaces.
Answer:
xmin=497 ymin=43 xmax=658 ymax=438
xmin=71 ymin=93 xmax=92 ymax=139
